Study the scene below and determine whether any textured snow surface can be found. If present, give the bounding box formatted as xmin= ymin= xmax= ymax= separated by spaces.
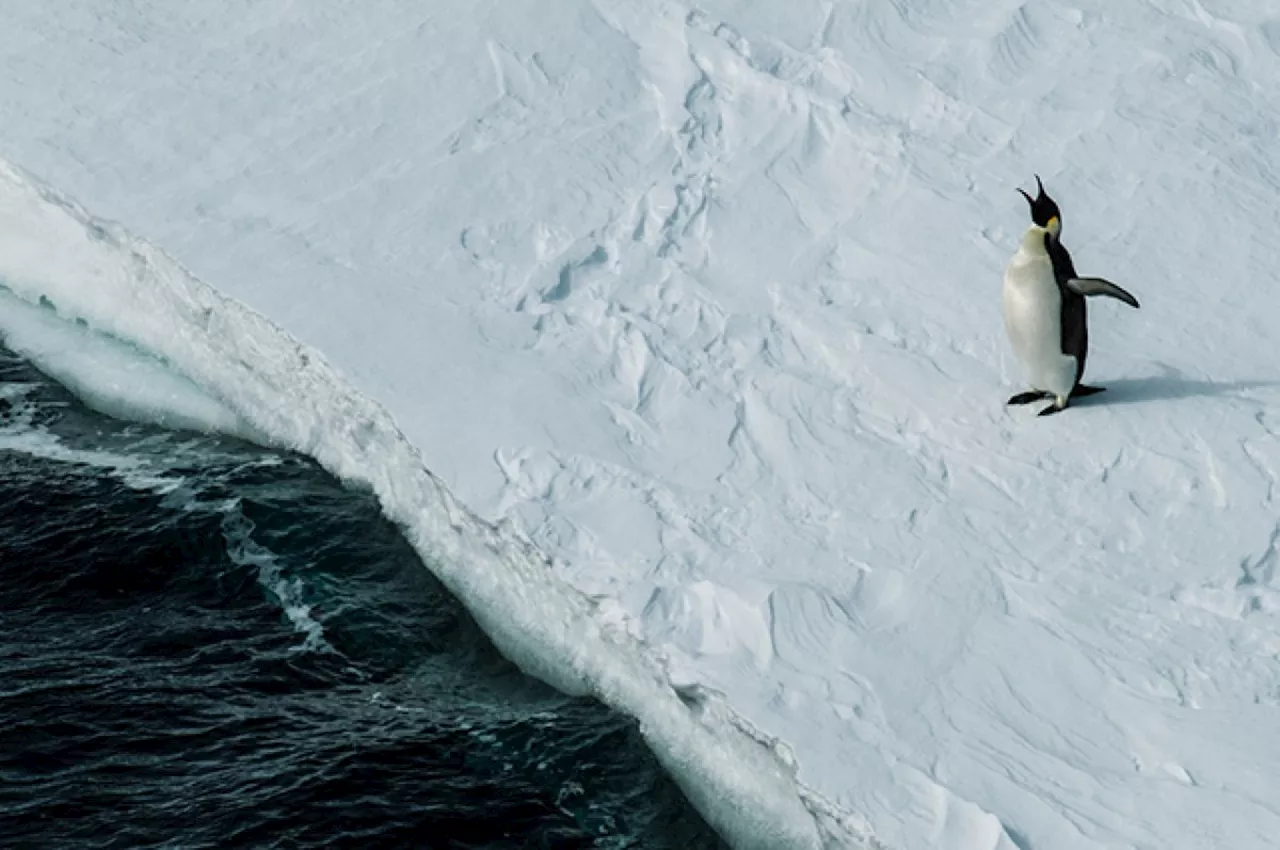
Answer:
xmin=0 ymin=162 xmax=851 ymax=850
xmin=4 ymin=1 xmax=1280 ymax=847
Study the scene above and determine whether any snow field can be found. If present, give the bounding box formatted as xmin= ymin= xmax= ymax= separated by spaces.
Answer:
xmin=3 ymin=1 xmax=1280 ymax=847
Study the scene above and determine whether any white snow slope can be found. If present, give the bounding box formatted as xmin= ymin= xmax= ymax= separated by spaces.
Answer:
xmin=3 ymin=1 xmax=1280 ymax=848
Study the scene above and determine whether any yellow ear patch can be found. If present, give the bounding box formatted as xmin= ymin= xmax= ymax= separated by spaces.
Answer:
xmin=1047 ymin=215 xmax=1061 ymax=231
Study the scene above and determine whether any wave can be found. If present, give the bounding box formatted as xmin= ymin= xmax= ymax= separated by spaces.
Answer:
xmin=219 ymin=505 xmax=332 ymax=654
xmin=0 ymin=383 xmax=185 ymax=495
xmin=0 ymin=363 xmax=728 ymax=847
xmin=0 ymin=158 xmax=872 ymax=850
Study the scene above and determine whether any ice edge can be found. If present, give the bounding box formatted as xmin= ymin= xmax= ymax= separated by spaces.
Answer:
xmin=0 ymin=158 xmax=879 ymax=850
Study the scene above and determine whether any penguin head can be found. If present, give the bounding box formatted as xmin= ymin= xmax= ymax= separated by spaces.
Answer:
xmin=1018 ymin=175 xmax=1062 ymax=238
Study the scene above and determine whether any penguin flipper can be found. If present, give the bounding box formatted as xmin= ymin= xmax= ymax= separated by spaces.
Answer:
xmin=1066 ymin=277 xmax=1140 ymax=309
xmin=1008 ymin=390 xmax=1050 ymax=406
xmin=1071 ymin=384 xmax=1106 ymax=398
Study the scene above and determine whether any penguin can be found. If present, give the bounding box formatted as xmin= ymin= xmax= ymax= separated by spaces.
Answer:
xmin=1004 ymin=176 xmax=1140 ymax=416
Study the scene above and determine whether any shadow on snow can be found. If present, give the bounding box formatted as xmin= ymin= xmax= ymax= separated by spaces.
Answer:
xmin=1080 ymin=376 xmax=1279 ymax=407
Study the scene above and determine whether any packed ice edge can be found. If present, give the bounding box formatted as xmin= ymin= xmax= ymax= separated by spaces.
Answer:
xmin=0 ymin=158 xmax=878 ymax=850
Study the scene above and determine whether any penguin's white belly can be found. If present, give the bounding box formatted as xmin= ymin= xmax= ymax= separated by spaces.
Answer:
xmin=1003 ymin=256 xmax=1076 ymax=399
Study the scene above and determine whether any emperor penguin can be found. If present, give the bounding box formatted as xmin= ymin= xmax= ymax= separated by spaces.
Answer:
xmin=1003 ymin=176 xmax=1140 ymax=416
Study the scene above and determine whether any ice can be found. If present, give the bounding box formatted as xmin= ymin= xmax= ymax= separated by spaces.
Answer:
xmin=0 ymin=160 xmax=856 ymax=849
xmin=0 ymin=286 xmax=262 ymax=443
xmin=4 ymin=1 xmax=1280 ymax=847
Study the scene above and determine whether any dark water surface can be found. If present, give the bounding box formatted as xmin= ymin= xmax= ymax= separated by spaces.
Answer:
xmin=0 ymin=345 xmax=725 ymax=849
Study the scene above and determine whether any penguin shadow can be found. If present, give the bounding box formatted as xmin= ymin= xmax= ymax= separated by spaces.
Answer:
xmin=1078 ymin=376 xmax=1280 ymax=407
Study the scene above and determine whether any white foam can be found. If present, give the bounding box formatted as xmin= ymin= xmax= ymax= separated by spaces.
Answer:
xmin=0 ymin=159 xmax=861 ymax=849
xmin=220 ymin=505 xmax=331 ymax=653
xmin=0 ymin=394 xmax=186 ymax=496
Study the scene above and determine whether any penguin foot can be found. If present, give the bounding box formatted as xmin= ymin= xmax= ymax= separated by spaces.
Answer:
xmin=1071 ymin=384 xmax=1106 ymax=398
xmin=1008 ymin=390 xmax=1050 ymax=406
xmin=1038 ymin=397 xmax=1069 ymax=417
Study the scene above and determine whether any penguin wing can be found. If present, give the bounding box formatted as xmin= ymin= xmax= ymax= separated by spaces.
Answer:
xmin=1066 ymin=277 xmax=1140 ymax=309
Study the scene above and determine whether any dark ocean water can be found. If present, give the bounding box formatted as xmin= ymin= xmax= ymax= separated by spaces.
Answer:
xmin=0 ymin=344 xmax=726 ymax=849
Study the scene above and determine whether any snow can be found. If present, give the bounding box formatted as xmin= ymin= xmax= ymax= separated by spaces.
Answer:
xmin=0 ymin=161 xmax=851 ymax=850
xmin=3 ymin=1 xmax=1280 ymax=848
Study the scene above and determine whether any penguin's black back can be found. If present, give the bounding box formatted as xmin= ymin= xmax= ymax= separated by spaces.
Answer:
xmin=1045 ymin=233 xmax=1089 ymax=386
